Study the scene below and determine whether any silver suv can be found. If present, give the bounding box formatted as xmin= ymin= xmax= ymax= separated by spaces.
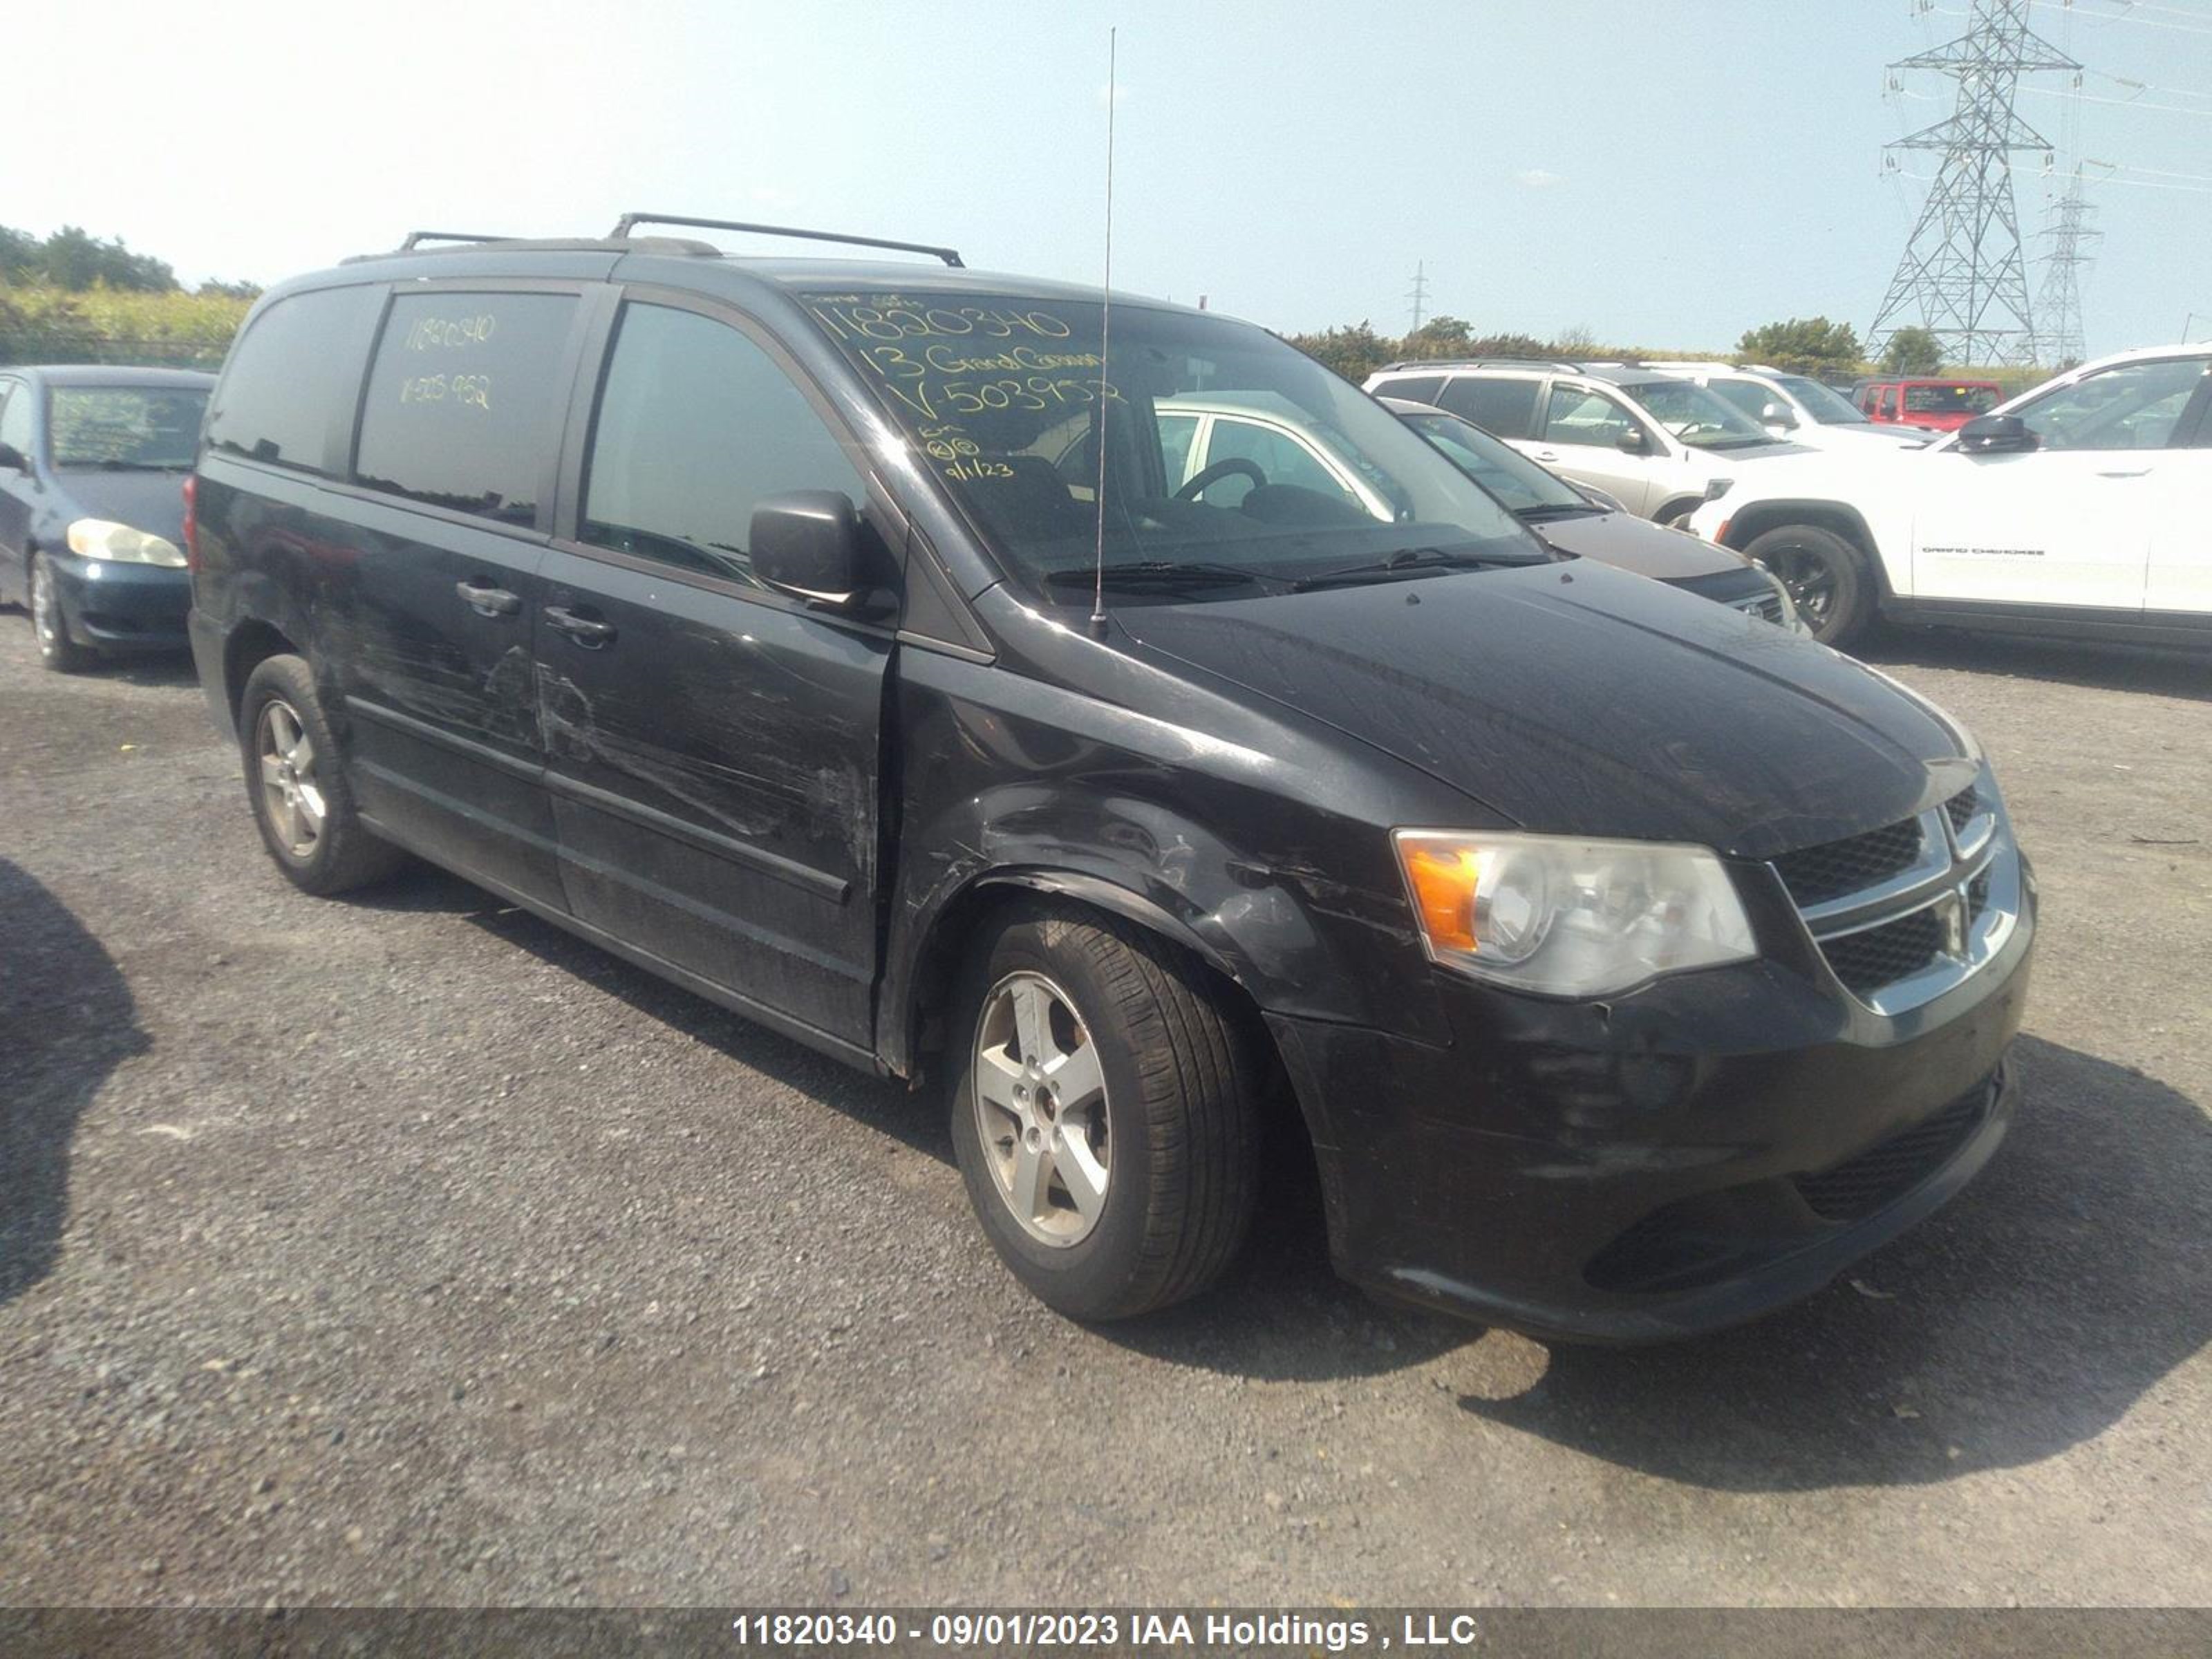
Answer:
xmin=1362 ymin=359 xmax=1805 ymax=525
xmin=1640 ymin=363 xmax=1932 ymax=453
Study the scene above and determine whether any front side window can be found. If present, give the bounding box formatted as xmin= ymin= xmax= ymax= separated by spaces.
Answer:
xmin=206 ymin=285 xmax=384 ymax=475
xmin=1438 ymin=376 xmax=1539 ymax=438
xmin=798 ymin=290 xmax=1536 ymax=603
xmin=353 ymin=292 xmax=579 ymax=524
xmin=2009 ymin=357 xmax=2209 ymax=452
xmin=1544 ymin=386 xmax=1639 ymax=449
xmin=582 ymin=303 xmax=868 ymax=582
xmin=48 ymin=386 xmax=208 ymax=470
xmin=1620 ymin=379 xmax=1772 ymax=449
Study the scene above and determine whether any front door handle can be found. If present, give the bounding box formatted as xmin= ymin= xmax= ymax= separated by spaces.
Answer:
xmin=456 ymin=578 xmax=522 ymax=617
xmin=543 ymin=603 xmax=617 ymax=647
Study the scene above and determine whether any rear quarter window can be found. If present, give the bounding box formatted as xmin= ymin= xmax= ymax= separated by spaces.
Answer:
xmin=1437 ymin=376 xmax=1540 ymax=439
xmin=352 ymin=292 xmax=582 ymax=525
xmin=205 ymin=285 xmax=384 ymax=475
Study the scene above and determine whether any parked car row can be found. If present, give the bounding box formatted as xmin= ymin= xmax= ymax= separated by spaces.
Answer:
xmin=127 ymin=217 xmax=2037 ymax=1344
xmin=0 ymin=366 xmax=210 ymax=671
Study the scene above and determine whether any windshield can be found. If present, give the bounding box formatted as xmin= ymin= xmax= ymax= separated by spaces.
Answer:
xmin=48 ymin=385 xmax=208 ymax=469
xmin=1904 ymin=383 xmax=2000 ymax=415
xmin=1620 ymin=379 xmax=1774 ymax=450
xmin=1773 ymin=375 xmax=1871 ymax=426
xmin=800 ymin=291 xmax=1539 ymax=599
xmin=1400 ymin=411 xmax=1588 ymax=512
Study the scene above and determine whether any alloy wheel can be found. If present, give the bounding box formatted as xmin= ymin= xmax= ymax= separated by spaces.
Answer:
xmin=971 ymin=971 xmax=1113 ymax=1246
xmin=30 ymin=559 xmax=59 ymax=653
xmin=256 ymin=697 xmax=327 ymax=858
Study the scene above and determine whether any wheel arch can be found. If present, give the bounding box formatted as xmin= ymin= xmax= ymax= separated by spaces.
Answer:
xmin=223 ymin=617 xmax=301 ymax=720
xmin=1654 ymin=494 xmax=1707 ymax=527
xmin=1718 ymin=498 xmax=1895 ymax=599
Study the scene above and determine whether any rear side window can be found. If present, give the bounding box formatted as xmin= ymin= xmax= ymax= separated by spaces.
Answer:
xmin=353 ymin=292 xmax=579 ymax=525
xmin=205 ymin=285 xmax=383 ymax=474
xmin=581 ymin=302 xmax=867 ymax=583
xmin=1437 ymin=376 xmax=1539 ymax=438
xmin=1379 ymin=373 xmax=1445 ymax=405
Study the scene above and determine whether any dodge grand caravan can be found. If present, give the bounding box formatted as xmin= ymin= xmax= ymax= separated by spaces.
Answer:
xmin=187 ymin=218 xmax=2036 ymax=1342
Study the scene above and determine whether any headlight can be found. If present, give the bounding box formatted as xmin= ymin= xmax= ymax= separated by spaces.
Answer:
xmin=1394 ymin=830 xmax=1757 ymax=997
xmin=67 ymin=518 xmax=186 ymax=568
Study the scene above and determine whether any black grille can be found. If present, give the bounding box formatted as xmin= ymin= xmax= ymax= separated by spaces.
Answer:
xmin=1736 ymin=592 xmax=1785 ymax=626
xmin=1772 ymin=817 xmax=1926 ymax=907
xmin=1967 ymin=868 xmax=1991 ymax=921
xmin=1944 ymin=784 xmax=1980 ymax=836
xmin=1792 ymin=1090 xmax=1988 ymax=1221
xmin=1820 ymin=907 xmax=1947 ymax=995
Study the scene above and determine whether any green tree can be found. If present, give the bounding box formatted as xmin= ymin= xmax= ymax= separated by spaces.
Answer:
xmin=1736 ymin=316 xmax=1862 ymax=377
xmin=196 ymin=278 xmax=263 ymax=301
xmin=17 ymin=225 xmax=177 ymax=292
xmin=1282 ymin=320 xmax=1396 ymax=382
xmin=0 ymin=224 xmax=39 ymax=283
xmin=1880 ymin=326 xmax=1944 ymax=376
xmin=1401 ymin=315 xmax=1478 ymax=358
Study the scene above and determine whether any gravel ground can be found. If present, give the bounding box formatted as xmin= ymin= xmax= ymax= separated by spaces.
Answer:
xmin=1 ymin=616 xmax=2206 ymax=1610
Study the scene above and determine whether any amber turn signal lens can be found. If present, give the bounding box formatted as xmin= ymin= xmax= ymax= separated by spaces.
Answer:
xmin=1398 ymin=839 xmax=1481 ymax=954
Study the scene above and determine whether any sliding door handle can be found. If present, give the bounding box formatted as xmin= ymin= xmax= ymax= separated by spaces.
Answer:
xmin=456 ymin=578 xmax=522 ymax=617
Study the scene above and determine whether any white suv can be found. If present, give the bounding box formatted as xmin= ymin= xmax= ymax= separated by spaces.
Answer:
xmin=1642 ymin=364 xmax=1933 ymax=453
xmin=1362 ymin=359 xmax=1806 ymax=525
xmin=1685 ymin=344 xmax=2212 ymax=649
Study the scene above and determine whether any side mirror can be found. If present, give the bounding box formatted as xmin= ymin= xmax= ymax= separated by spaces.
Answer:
xmin=1613 ymin=427 xmax=1649 ymax=454
xmin=1761 ymin=403 xmax=1798 ymax=430
xmin=0 ymin=442 xmax=29 ymax=472
xmin=1955 ymin=414 xmax=2038 ymax=455
xmin=751 ymin=490 xmax=877 ymax=609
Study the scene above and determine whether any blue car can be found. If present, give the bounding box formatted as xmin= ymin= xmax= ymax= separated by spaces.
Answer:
xmin=0 ymin=364 xmax=212 ymax=672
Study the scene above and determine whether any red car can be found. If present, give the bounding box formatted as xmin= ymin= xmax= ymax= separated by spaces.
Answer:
xmin=1856 ymin=377 xmax=2003 ymax=433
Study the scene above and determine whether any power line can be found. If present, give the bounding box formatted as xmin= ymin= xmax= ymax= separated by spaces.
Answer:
xmin=1871 ymin=1 xmax=2083 ymax=367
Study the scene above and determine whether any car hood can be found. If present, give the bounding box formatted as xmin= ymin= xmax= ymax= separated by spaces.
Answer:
xmin=1114 ymin=559 xmax=1973 ymax=859
xmin=1814 ymin=423 xmax=1931 ymax=449
xmin=51 ymin=469 xmax=190 ymax=542
xmin=1531 ymin=511 xmax=1747 ymax=581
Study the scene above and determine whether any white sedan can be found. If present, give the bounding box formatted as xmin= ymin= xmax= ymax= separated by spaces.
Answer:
xmin=1686 ymin=344 xmax=2212 ymax=649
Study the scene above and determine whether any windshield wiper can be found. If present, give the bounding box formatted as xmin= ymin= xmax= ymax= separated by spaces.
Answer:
xmin=1290 ymin=545 xmax=1541 ymax=592
xmin=84 ymin=458 xmax=189 ymax=472
xmin=1045 ymin=560 xmax=1277 ymax=592
xmin=1515 ymin=502 xmax=1604 ymax=522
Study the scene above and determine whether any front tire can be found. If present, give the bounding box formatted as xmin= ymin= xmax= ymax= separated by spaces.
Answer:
xmin=948 ymin=904 xmax=1263 ymax=1321
xmin=1744 ymin=523 xmax=1874 ymax=648
xmin=238 ymin=654 xmax=406 ymax=895
xmin=29 ymin=554 xmax=93 ymax=674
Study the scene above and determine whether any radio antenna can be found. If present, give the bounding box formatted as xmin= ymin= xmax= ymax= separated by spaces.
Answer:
xmin=1088 ymin=26 xmax=1118 ymax=641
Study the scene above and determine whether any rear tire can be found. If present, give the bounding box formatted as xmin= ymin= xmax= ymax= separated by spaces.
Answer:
xmin=948 ymin=903 xmax=1263 ymax=1321
xmin=238 ymin=654 xmax=406 ymax=895
xmin=1744 ymin=523 xmax=1874 ymax=648
xmin=29 ymin=554 xmax=93 ymax=674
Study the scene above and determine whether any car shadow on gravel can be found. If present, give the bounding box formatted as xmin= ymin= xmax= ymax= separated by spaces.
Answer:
xmin=351 ymin=865 xmax=939 ymax=1160
xmin=0 ymin=858 xmax=149 ymax=1306
xmin=1455 ymin=1035 xmax=2210 ymax=1489
xmin=1859 ymin=627 xmax=2212 ymax=704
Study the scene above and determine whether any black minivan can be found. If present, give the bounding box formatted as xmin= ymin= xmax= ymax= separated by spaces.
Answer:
xmin=187 ymin=220 xmax=2034 ymax=1342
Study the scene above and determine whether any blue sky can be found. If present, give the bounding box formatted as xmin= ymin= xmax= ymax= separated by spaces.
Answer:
xmin=19 ymin=1 xmax=2212 ymax=355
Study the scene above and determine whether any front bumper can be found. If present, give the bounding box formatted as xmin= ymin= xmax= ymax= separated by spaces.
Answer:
xmin=1271 ymin=861 xmax=2036 ymax=1344
xmin=47 ymin=552 xmax=191 ymax=653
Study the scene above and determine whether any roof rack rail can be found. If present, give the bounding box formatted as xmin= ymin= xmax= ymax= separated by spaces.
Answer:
xmin=398 ymin=231 xmax=515 ymax=250
xmin=1376 ymin=357 xmax=1584 ymax=374
xmin=608 ymin=212 xmax=964 ymax=268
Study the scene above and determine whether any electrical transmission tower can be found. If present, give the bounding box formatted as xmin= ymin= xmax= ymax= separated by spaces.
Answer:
xmin=1407 ymin=261 xmax=1430 ymax=335
xmin=1869 ymin=0 xmax=2080 ymax=367
xmin=2033 ymin=169 xmax=2100 ymax=367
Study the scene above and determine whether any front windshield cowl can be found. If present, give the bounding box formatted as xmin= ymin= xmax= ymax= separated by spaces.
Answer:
xmin=800 ymin=290 xmax=1542 ymax=603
